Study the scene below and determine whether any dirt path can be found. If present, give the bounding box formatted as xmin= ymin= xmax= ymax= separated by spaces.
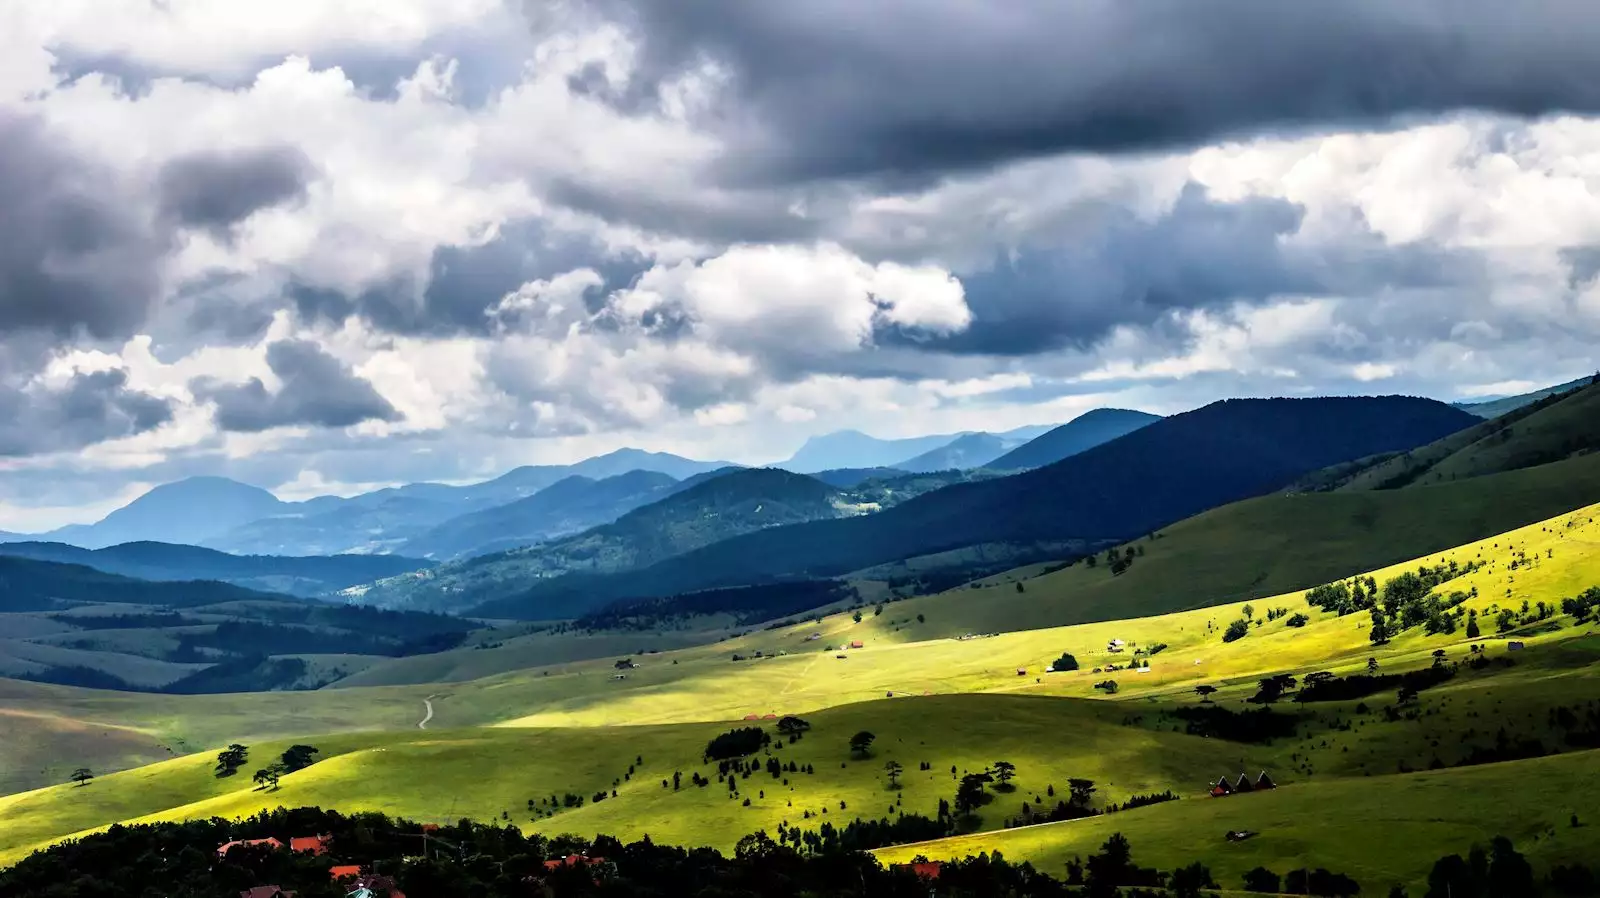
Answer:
xmin=417 ymin=697 xmax=436 ymax=730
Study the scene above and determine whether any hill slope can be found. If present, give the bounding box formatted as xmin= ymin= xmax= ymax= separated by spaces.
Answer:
xmin=47 ymin=478 xmax=286 ymax=549
xmin=890 ymin=432 xmax=1012 ymax=472
xmin=397 ymin=470 xmax=680 ymax=559
xmin=475 ymin=396 xmax=1477 ymax=618
xmin=1452 ymin=373 xmax=1596 ymax=418
xmin=362 ymin=468 xmax=849 ymax=613
xmin=0 ymin=542 xmax=427 ymax=597
xmin=1298 ymin=377 xmax=1600 ymax=493
xmin=988 ymin=408 xmax=1162 ymax=470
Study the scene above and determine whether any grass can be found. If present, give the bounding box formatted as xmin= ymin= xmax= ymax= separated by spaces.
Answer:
xmin=2 ymin=495 xmax=1599 ymax=884
xmin=876 ymin=750 xmax=1600 ymax=893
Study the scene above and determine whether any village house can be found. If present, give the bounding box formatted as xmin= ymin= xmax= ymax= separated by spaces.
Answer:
xmin=849 ymin=640 xmax=865 ymax=649
xmin=544 ymin=854 xmax=606 ymax=871
xmin=892 ymin=860 xmax=943 ymax=880
xmin=289 ymin=834 xmax=331 ymax=855
xmin=217 ymin=837 xmax=284 ymax=858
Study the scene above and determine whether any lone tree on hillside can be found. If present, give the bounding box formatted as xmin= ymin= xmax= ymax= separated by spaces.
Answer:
xmin=849 ymin=731 xmax=876 ymax=759
xmin=776 ymin=716 xmax=811 ymax=738
xmin=281 ymin=745 xmax=320 ymax=773
xmin=70 ymin=768 xmax=94 ymax=788
xmin=215 ymin=744 xmax=249 ymax=778
xmin=253 ymin=763 xmax=287 ymax=791
xmin=1367 ymin=657 xmax=1380 ymax=673
xmin=884 ymin=760 xmax=903 ymax=790
xmin=1194 ymin=684 xmax=1218 ymax=703
xmin=1052 ymin=652 xmax=1080 ymax=672
xmin=992 ymin=761 xmax=1017 ymax=791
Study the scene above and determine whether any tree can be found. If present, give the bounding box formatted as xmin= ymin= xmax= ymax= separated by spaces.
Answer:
xmin=884 ymin=760 xmax=903 ymax=790
xmin=69 ymin=768 xmax=94 ymax=788
xmin=1067 ymin=778 xmax=1097 ymax=810
xmin=1242 ymin=603 xmax=1255 ymax=620
xmin=852 ymin=609 xmax=863 ymax=624
xmin=991 ymin=760 xmax=1016 ymax=790
xmin=1194 ymin=684 xmax=1218 ymax=703
xmin=1085 ymin=554 xmax=1098 ymax=568
xmin=1425 ymin=855 xmax=1475 ymax=898
xmin=849 ymin=731 xmax=876 ymax=758
xmin=954 ymin=772 xmax=993 ymax=817
xmin=1243 ymin=867 xmax=1281 ymax=893
xmin=1486 ymin=836 xmax=1535 ymax=896
xmin=281 ymin=744 xmax=319 ymax=773
xmin=1223 ymin=619 xmax=1250 ymax=643
xmin=1170 ymin=861 xmax=1216 ymax=898
xmin=253 ymin=763 xmax=286 ymax=791
xmin=1051 ymin=652 xmax=1079 ymax=672
xmin=1367 ymin=656 xmax=1380 ymax=673
xmin=776 ymin=716 xmax=811 ymax=737
xmin=916 ymin=614 xmax=925 ymax=624
xmin=1015 ymin=581 xmax=1025 ymax=593
xmin=1431 ymin=649 xmax=1447 ymax=667
xmin=1466 ymin=614 xmax=1481 ymax=639
xmin=215 ymin=744 xmax=249 ymax=778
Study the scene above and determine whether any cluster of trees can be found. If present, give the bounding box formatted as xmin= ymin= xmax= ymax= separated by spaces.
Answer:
xmin=1222 ymin=618 xmax=1251 ymax=643
xmin=1051 ymin=652 xmax=1080 ymax=672
xmin=705 ymin=728 xmax=772 ymax=761
xmin=1295 ymin=665 xmax=1454 ymax=703
xmin=1423 ymin=835 xmax=1536 ymax=897
xmin=1305 ymin=562 xmax=1484 ymax=645
xmin=1241 ymin=865 xmax=1359 ymax=895
xmin=1562 ymin=585 xmax=1600 ymax=622
xmin=1172 ymin=705 xmax=1299 ymax=743
xmin=0 ymin=804 xmax=1261 ymax=898
xmin=1003 ymin=779 xmax=1102 ymax=828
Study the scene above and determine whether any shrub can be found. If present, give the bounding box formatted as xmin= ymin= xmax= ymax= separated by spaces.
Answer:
xmin=1223 ymin=619 xmax=1250 ymax=643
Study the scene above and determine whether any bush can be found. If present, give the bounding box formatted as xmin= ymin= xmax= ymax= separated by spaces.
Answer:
xmin=1223 ymin=619 xmax=1250 ymax=643
xmin=1051 ymin=652 xmax=1080 ymax=672
xmin=1285 ymin=613 xmax=1310 ymax=628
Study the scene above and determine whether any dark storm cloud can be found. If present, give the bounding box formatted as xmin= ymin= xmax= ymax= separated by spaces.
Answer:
xmin=291 ymin=220 xmax=650 ymax=335
xmin=0 ymin=369 xmax=174 ymax=457
xmin=881 ymin=184 xmax=1474 ymax=355
xmin=193 ymin=338 xmax=400 ymax=432
xmin=588 ymin=0 xmax=1600 ymax=182
xmin=0 ymin=112 xmax=169 ymax=340
xmin=157 ymin=145 xmax=313 ymax=234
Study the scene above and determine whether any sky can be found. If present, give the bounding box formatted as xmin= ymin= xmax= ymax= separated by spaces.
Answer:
xmin=3 ymin=1 xmax=1600 ymax=530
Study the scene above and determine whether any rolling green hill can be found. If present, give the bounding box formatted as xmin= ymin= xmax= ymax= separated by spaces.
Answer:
xmin=471 ymin=396 xmax=1477 ymax=620
xmin=3 ymin=497 xmax=1598 ymax=891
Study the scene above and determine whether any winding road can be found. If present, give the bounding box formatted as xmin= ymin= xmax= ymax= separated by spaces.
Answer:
xmin=417 ymin=697 xmax=436 ymax=730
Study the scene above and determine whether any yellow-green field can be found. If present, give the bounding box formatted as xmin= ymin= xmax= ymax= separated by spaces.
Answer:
xmin=2 ymin=496 xmax=1598 ymax=889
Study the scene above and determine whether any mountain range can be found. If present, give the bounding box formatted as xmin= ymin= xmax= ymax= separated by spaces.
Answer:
xmin=457 ymin=395 xmax=1479 ymax=619
xmin=778 ymin=423 xmax=1057 ymax=472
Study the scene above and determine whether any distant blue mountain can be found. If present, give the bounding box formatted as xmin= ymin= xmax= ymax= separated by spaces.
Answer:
xmin=989 ymin=409 xmax=1162 ymax=470
xmin=45 ymin=477 xmax=287 ymax=550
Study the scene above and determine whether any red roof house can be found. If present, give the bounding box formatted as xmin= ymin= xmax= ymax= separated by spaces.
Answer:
xmin=329 ymin=865 xmax=363 ymax=881
xmin=218 ymin=838 xmax=285 ymax=857
xmin=893 ymin=861 xmax=944 ymax=880
xmin=742 ymin=714 xmax=760 ymax=720
xmin=849 ymin=640 xmax=864 ymax=649
xmin=290 ymin=834 xmax=332 ymax=855
xmin=761 ymin=713 xmax=777 ymax=719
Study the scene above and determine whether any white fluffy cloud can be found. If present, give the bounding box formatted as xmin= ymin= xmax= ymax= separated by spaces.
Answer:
xmin=0 ymin=1 xmax=1599 ymax=528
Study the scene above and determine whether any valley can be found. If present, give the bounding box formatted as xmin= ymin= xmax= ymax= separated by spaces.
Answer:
xmin=2 ymin=384 xmax=1599 ymax=896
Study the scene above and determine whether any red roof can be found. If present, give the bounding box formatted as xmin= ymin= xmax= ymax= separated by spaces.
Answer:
xmin=329 ymin=865 xmax=363 ymax=881
xmin=849 ymin=640 xmax=864 ymax=649
xmin=894 ymin=861 xmax=943 ymax=880
xmin=420 ymin=823 xmax=440 ymax=833
xmin=742 ymin=714 xmax=760 ymax=720
xmin=543 ymin=854 xmax=606 ymax=870
xmin=218 ymin=838 xmax=284 ymax=857
xmin=290 ymin=835 xmax=331 ymax=855
xmin=761 ymin=713 xmax=777 ymax=719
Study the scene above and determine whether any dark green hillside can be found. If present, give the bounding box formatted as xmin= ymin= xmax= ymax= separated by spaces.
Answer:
xmin=0 ymin=541 xmax=428 ymax=597
xmin=1299 ymin=377 xmax=1600 ymax=492
xmin=365 ymin=468 xmax=846 ymax=612
xmin=0 ymin=557 xmax=282 ymax=613
xmin=988 ymin=407 xmax=1161 ymax=470
xmin=398 ymin=470 xmax=680 ymax=559
xmin=474 ymin=396 xmax=1476 ymax=619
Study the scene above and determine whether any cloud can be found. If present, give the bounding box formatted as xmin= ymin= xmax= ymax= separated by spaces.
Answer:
xmin=0 ymin=368 xmax=174 ymax=457
xmin=592 ymin=0 xmax=1600 ymax=183
xmin=193 ymin=338 xmax=401 ymax=432
xmin=157 ymin=144 xmax=313 ymax=234
xmin=0 ymin=111 xmax=169 ymax=340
